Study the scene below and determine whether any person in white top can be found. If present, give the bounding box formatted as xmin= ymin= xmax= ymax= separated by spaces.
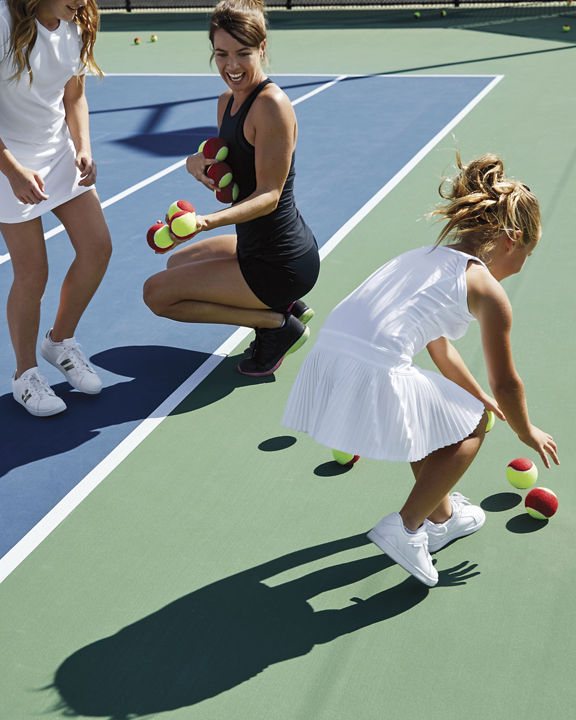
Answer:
xmin=0 ymin=0 xmax=111 ymax=416
xmin=283 ymin=153 xmax=559 ymax=587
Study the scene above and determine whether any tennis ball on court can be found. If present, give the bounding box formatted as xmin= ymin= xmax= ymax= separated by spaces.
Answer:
xmin=562 ymin=24 xmax=571 ymax=31
xmin=485 ymin=410 xmax=495 ymax=433
xmin=199 ymin=137 xmax=229 ymax=162
xmin=525 ymin=487 xmax=558 ymax=520
xmin=413 ymin=11 xmax=421 ymax=19
xmin=332 ymin=449 xmax=360 ymax=467
xmin=167 ymin=199 xmax=195 ymax=222
xmin=147 ymin=222 xmax=174 ymax=254
xmin=440 ymin=9 xmax=447 ymax=17
xmin=150 ymin=34 xmax=158 ymax=42
xmin=133 ymin=37 xmax=141 ymax=45
xmin=506 ymin=457 xmax=538 ymax=489
xmin=215 ymin=182 xmax=239 ymax=204
xmin=169 ymin=210 xmax=198 ymax=240
xmin=206 ymin=161 xmax=233 ymax=189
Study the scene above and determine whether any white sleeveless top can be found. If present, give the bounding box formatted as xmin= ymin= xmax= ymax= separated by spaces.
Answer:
xmin=282 ymin=245 xmax=487 ymax=462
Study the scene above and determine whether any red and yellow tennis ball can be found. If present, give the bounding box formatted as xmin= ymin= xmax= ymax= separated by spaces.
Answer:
xmin=485 ymin=410 xmax=495 ymax=433
xmin=525 ymin=487 xmax=558 ymax=520
xmin=215 ymin=182 xmax=239 ymax=204
xmin=133 ymin=37 xmax=141 ymax=45
xmin=506 ymin=457 xmax=538 ymax=489
xmin=150 ymin=34 xmax=158 ymax=42
xmin=332 ymin=449 xmax=360 ymax=467
xmin=147 ymin=222 xmax=174 ymax=254
xmin=167 ymin=199 xmax=195 ymax=222
xmin=199 ymin=137 xmax=229 ymax=162
xmin=169 ymin=211 xmax=198 ymax=240
xmin=206 ymin=161 xmax=233 ymax=189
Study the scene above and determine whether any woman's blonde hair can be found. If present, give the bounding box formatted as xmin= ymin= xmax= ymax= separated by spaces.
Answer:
xmin=7 ymin=0 xmax=102 ymax=84
xmin=433 ymin=153 xmax=541 ymax=260
xmin=209 ymin=0 xmax=268 ymax=62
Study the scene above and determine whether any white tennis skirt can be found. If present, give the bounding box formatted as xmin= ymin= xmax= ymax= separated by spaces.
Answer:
xmin=282 ymin=329 xmax=485 ymax=463
xmin=0 ymin=138 xmax=92 ymax=223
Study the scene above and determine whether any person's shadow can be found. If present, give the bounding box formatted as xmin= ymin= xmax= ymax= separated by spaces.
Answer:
xmin=50 ymin=533 xmax=479 ymax=718
xmin=0 ymin=344 xmax=270 ymax=477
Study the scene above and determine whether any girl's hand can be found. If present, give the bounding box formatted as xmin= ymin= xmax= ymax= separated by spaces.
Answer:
xmin=76 ymin=151 xmax=97 ymax=187
xmin=7 ymin=165 xmax=49 ymax=204
xmin=481 ymin=394 xmax=506 ymax=422
xmin=518 ymin=425 xmax=559 ymax=469
xmin=185 ymin=152 xmax=216 ymax=191
xmin=164 ymin=214 xmax=207 ymax=250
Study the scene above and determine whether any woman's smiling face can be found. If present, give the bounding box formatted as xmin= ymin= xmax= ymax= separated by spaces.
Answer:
xmin=213 ymin=29 xmax=265 ymax=93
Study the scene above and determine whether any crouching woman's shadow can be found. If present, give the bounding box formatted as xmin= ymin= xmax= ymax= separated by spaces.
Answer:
xmin=51 ymin=534 xmax=478 ymax=718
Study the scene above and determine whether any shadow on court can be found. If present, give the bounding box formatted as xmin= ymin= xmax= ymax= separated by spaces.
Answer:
xmin=0 ymin=345 xmax=269 ymax=478
xmin=50 ymin=533 xmax=479 ymax=717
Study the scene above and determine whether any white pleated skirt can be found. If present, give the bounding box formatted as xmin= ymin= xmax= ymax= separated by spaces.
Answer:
xmin=282 ymin=329 xmax=485 ymax=463
xmin=0 ymin=138 xmax=92 ymax=223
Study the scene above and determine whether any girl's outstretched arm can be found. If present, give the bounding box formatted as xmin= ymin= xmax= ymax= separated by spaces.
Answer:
xmin=467 ymin=263 xmax=559 ymax=468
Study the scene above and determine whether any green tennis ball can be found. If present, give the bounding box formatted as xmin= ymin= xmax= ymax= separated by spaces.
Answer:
xmin=506 ymin=457 xmax=538 ymax=489
xmin=440 ymin=9 xmax=447 ymax=17
xmin=133 ymin=37 xmax=141 ymax=45
xmin=485 ymin=410 xmax=495 ymax=433
xmin=413 ymin=11 xmax=421 ymax=19
xmin=169 ymin=211 xmax=197 ymax=240
xmin=562 ymin=24 xmax=571 ymax=32
xmin=150 ymin=34 xmax=158 ymax=42
xmin=332 ymin=450 xmax=360 ymax=467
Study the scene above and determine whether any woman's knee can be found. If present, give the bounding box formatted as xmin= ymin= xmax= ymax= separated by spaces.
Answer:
xmin=143 ymin=274 xmax=168 ymax=316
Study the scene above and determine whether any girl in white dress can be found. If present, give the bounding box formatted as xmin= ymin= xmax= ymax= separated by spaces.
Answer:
xmin=0 ymin=0 xmax=111 ymax=416
xmin=283 ymin=154 xmax=559 ymax=586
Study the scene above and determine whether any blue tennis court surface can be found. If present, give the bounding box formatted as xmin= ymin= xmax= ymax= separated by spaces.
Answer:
xmin=0 ymin=73 xmax=499 ymax=567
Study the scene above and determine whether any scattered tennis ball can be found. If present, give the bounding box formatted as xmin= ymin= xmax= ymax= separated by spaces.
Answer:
xmin=525 ymin=487 xmax=558 ymax=520
xmin=206 ymin=161 xmax=233 ymax=189
xmin=167 ymin=199 xmax=195 ymax=222
xmin=332 ymin=449 xmax=360 ymax=467
xmin=133 ymin=37 xmax=141 ymax=45
xmin=199 ymin=137 xmax=229 ymax=162
xmin=485 ymin=410 xmax=495 ymax=433
xmin=440 ymin=9 xmax=447 ymax=17
xmin=562 ymin=24 xmax=571 ymax=31
xmin=147 ymin=222 xmax=173 ymax=254
xmin=169 ymin=210 xmax=198 ymax=240
xmin=506 ymin=457 xmax=538 ymax=489
xmin=215 ymin=182 xmax=239 ymax=204
xmin=150 ymin=34 xmax=158 ymax=42
xmin=413 ymin=11 xmax=421 ymax=19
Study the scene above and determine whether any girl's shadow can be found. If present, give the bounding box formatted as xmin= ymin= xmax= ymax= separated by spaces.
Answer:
xmin=50 ymin=534 xmax=478 ymax=717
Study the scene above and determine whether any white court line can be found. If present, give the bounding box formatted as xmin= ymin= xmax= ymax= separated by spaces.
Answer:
xmin=0 ymin=74 xmax=502 ymax=585
xmin=0 ymin=74 xmax=347 ymax=267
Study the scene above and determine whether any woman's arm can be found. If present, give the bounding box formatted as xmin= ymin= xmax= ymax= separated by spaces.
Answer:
xmin=63 ymin=74 xmax=96 ymax=186
xmin=188 ymin=87 xmax=296 ymax=233
xmin=467 ymin=262 xmax=558 ymax=467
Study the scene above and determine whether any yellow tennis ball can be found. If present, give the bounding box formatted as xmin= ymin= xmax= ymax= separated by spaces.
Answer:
xmin=332 ymin=450 xmax=360 ymax=467
xmin=146 ymin=223 xmax=174 ymax=253
xmin=167 ymin=199 xmax=195 ymax=222
xmin=169 ymin=211 xmax=197 ymax=240
xmin=506 ymin=457 xmax=538 ymax=489
xmin=485 ymin=410 xmax=495 ymax=433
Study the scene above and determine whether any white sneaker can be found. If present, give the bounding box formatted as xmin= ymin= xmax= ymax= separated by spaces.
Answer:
xmin=40 ymin=330 xmax=102 ymax=394
xmin=425 ymin=492 xmax=486 ymax=553
xmin=12 ymin=367 xmax=67 ymax=417
xmin=368 ymin=512 xmax=438 ymax=587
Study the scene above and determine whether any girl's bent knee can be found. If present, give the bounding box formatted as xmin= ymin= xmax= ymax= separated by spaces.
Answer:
xmin=142 ymin=276 xmax=165 ymax=316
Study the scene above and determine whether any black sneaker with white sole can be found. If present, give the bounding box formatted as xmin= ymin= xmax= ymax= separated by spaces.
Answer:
xmin=238 ymin=315 xmax=310 ymax=376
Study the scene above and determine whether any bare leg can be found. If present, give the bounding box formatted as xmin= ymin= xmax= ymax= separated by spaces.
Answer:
xmin=143 ymin=234 xmax=284 ymax=329
xmin=50 ymin=190 xmax=112 ymax=342
xmin=402 ymin=412 xmax=488 ymax=531
xmin=1 ymin=218 xmax=48 ymax=377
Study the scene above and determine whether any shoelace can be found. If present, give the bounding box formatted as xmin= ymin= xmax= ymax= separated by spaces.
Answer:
xmin=252 ymin=327 xmax=282 ymax=363
xmin=60 ymin=342 xmax=93 ymax=372
xmin=450 ymin=492 xmax=471 ymax=506
xmin=27 ymin=371 xmax=56 ymax=397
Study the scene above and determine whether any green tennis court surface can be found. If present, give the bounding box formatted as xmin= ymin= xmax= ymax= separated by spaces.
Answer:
xmin=1 ymin=8 xmax=575 ymax=719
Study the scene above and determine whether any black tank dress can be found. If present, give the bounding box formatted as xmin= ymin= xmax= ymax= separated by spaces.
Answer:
xmin=218 ymin=79 xmax=320 ymax=310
